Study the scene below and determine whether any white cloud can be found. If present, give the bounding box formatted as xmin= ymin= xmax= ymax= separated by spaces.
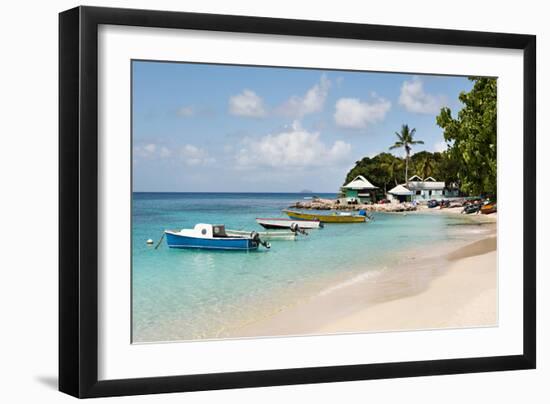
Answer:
xmin=229 ymin=75 xmax=331 ymax=119
xmin=134 ymin=143 xmax=171 ymax=159
xmin=228 ymin=89 xmax=267 ymax=117
xmin=399 ymin=76 xmax=446 ymax=114
xmin=235 ymin=121 xmax=351 ymax=169
xmin=159 ymin=146 xmax=171 ymax=157
xmin=143 ymin=144 xmax=156 ymax=154
xmin=177 ymin=106 xmax=195 ymax=117
xmin=180 ymin=144 xmax=215 ymax=166
xmin=134 ymin=142 xmax=214 ymax=166
xmin=333 ymin=97 xmax=391 ymax=129
xmin=278 ymin=75 xmax=331 ymax=118
xmin=433 ymin=140 xmax=448 ymax=153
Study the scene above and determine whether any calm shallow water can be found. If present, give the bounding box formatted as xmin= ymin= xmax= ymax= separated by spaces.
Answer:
xmin=132 ymin=192 xmax=478 ymax=342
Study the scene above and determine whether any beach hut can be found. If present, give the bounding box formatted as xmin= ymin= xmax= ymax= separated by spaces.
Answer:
xmin=341 ymin=175 xmax=378 ymax=203
xmin=387 ymin=184 xmax=414 ymax=202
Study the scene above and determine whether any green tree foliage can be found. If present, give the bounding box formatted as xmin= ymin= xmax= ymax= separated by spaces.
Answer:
xmin=344 ymin=153 xmax=405 ymax=195
xmin=380 ymin=154 xmax=405 ymax=188
xmin=417 ymin=154 xmax=436 ymax=180
xmin=432 ymin=151 xmax=461 ymax=188
xmin=410 ymin=151 xmax=434 ymax=178
xmin=436 ymin=77 xmax=497 ymax=195
xmin=343 ymin=150 xmax=461 ymax=197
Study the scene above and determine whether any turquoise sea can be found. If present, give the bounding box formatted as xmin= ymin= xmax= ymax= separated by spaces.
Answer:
xmin=132 ymin=192 xmax=478 ymax=342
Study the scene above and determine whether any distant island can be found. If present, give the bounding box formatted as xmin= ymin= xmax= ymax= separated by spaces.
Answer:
xmin=300 ymin=189 xmax=313 ymax=193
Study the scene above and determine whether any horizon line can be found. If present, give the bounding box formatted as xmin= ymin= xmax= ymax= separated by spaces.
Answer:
xmin=132 ymin=191 xmax=338 ymax=194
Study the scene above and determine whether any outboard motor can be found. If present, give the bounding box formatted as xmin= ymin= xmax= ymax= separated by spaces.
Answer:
xmin=250 ymin=231 xmax=271 ymax=249
xmin=359 ymin=209 xmax=373 ymax=221
xmin=290 ymin=223 xmax=308 ymax=235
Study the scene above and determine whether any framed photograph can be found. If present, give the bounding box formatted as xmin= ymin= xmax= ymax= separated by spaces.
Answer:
xmin=59 ymin=6 xmax=536 ymax=398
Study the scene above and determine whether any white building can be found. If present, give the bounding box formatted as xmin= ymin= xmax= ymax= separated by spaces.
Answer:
xmin=387 ymin=184 xmax=414 ymax=203
xmin=387 ymin=176 xmax=449 ymax=202
xmin=407 ymin=175 xmax=446 ymax=201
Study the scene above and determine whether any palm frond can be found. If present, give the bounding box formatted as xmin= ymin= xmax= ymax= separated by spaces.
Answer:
xmin=389 ymin=142 xmax=403 ymax=150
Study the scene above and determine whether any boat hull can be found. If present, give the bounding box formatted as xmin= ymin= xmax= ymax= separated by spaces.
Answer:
xmin=256 ymin=218 xmax=322 ymax=229
xmin=480 ymin=203 xmax=497 ymax=214
xmin=165 ymin=232 xmax=258 ymax=250
xmin=284 ymin=210 xmax=366 ymax=223
xmin=463 ymin=204 xmax=481 ymax=214
xmin=226 ymin=229 xmax=296 ymax=241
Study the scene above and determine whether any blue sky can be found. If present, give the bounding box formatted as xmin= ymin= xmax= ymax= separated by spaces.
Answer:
xmin=132 ymin=61 xmax=472 ymax=192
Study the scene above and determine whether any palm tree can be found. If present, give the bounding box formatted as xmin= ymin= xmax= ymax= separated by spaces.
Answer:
xmin=381 ymin=156 xmax=404 ymax=188
xmin=389 ymin=124 xmax=424 ymax=186
xmin=418 ymin=155 xmax=435 ymax=180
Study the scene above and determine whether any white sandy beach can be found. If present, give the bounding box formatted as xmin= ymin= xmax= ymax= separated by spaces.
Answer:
xmin=226 ymin=212 xmax=497 ymax=339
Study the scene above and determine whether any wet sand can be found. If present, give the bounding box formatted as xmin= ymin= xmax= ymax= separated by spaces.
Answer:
xmin=227 ymin=221 xmax=497 ymax=339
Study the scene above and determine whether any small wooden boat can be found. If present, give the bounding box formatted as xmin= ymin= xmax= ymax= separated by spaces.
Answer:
xmin=226 ymin=229 xmax=297 ymax=241
xmin=165 ymin=224 xmax=270 ymax=250
xmin=427 ymin=200 xmax=439 ymax=208
xmin=480 ymin=202 xmax=497 ymax=214
xmin=462 ymin=203 xmax=481 ymax=214
xmin=256 ymin=217 xmax=323 ymax=230
xmin=284 ymin=210 xmax=368 ymax=223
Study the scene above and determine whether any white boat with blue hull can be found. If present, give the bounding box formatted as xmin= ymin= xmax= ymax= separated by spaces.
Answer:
xmin=165 ymin=223 xmax=270 ymax=251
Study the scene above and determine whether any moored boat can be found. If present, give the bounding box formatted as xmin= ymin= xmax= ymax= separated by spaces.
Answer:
xmin=165 ymin=224 xmax=270 ymax=250
xmin=283 ymin=210 xmax=368 ymax=223
xmin=256 ymin=217 xmax=323 ymax=230
xmin=427 ymin=199 xmax=439 ymax=208
xmin=226 ymin=229 xmax=298 ymax=241
xmin=480 ymin=202 xmax=497 ymax=214
xmin=462 ymin=203 xmax=482 ymax=214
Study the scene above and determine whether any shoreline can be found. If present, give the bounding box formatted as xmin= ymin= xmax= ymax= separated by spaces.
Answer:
xmin=225 ymin=221 xmax=497 ymax=339
xmin=290 ymin=197 xmax=499 ymax=216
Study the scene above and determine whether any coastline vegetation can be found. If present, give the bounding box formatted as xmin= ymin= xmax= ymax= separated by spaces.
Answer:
xmin=344 ymin=77 xmax=497 ymax=197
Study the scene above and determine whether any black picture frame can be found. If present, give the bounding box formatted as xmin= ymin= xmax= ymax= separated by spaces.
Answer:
xmin=59 ymin=5 xmax=536 ymax=398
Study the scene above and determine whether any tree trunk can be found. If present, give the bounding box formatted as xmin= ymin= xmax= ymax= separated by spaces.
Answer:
xmin=405 ymin=153 xmax=409 ymax=187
